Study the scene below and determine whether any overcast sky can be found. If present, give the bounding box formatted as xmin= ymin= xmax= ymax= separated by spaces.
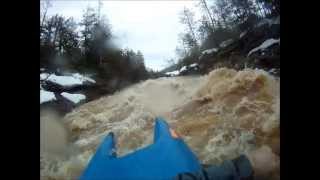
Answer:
xmin=45 ymin=0 xmax=200 ymax=71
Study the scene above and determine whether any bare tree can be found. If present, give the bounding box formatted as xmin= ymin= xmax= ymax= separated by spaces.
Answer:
xmin=213 ymin=0 xmax=234 ymax=28
xmin=180 ymin=7 xmax=198 ymax=47
xmin=199 ymin=0 xmax=216 ymax=30
xmin=40 ymin=0 xmax=52 ymax=27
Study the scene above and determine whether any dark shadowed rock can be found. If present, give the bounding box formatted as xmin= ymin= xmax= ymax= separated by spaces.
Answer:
xmin=41 ymin=80 xmax=94 ymax=93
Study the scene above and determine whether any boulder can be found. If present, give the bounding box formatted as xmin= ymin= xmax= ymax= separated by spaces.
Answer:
xmin=40 ymin=73 xmax=96 ymax=92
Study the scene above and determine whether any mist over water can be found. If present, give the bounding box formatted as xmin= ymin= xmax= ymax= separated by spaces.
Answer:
xmin=41 ymin=68 xmax=280 ymax=180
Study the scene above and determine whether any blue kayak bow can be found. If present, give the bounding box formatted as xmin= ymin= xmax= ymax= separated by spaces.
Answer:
xmin=80 ymin=117 xmax=201 ymax=180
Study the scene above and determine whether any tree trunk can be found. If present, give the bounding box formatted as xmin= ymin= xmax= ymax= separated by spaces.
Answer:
xmin=183 ymin=9 xmax=198 ymax=47
xmin=182 ymin=41 xmax=188 ymax=56
xmin=187 ymin=17 xmax=197 ymax=42
xmin=41 ymin=10 xmax=47 ymax=28
xmin=201 ymin=0 xmax=215 ymax=30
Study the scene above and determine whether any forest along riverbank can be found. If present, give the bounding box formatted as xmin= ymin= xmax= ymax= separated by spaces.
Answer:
xmin=40 ymin=67 xmax=280 ymax=180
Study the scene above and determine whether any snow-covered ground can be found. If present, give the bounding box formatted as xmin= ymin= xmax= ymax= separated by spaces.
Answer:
xmin=46 ymin=74 xmax=84 ymax=87
xmin=61 ymin=92 xmax=86 ymax=104
xmin=165 ymin=70 xmax=180 ymax=76
xmin=40 ymin=73 xmax=50 ymax=80
xmin=40 ymin=73 xmax=95 ymax=88
xmin=40 ymin=90 xmax=56 ymax=104
xmin=165 ymin=63 xmax=199 ymax=77
xmin=189 ymin=63 xmax=198 ymax=68
xmin=40 ymin=71 xmax=95 ymax=106
xmin=71 ymin=73 xmax=96 ymax=84
xmin=199 ymin=48 xmax=218 ymax=60
xmin=248 ymin=38 xmax=280 ymax=56
xmin=201 ymin=48 xmax=218 ymax=55
xmin=179 ymin=66 xmax=187 ymax=73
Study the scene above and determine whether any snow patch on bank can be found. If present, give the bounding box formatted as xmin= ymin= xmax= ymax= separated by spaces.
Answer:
xmin=40 ymin=90 xmax=56 ymax=104
xmin=40 ymin=71 xmax=95 ymax=88
xmin=47 ymin=74 xmax=84 ymax=87
xmin=179 ymin=66 xmax=187 ymax=73
xmin=248 ymin=38 xmax=280 ymax=56
xmin=165 ymin=70 xmax=180 ymax=76
xmin=61 ymin=92 xmax=86 ymax=104
xmin=189 ymin=63 xmax=198 ymax=68
xmin=199 ymin=48 xmax=218 ymax=60
xmin=71 ymin=73 xmax=96 ymax=84
xmin=44 ymin=73 xmax=95 ymax=87
xmin=202 ymin=48 xmax=218 ymax=55
xmin=165 ymin=63 xmax=199 ymax=77
xmin=40 ymin=73 xmax=50 ymax=80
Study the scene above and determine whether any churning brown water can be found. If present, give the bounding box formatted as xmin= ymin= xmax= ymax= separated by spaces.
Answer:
xmin=41 ymin=68 xmax=280 ymax=180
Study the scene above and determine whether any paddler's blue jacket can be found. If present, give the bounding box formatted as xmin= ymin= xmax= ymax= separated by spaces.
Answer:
xmin=80 ymin=117 xmax=254 ymax=180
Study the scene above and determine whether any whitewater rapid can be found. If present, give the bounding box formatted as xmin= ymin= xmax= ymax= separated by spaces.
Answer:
xmin=41 ymin=68 xmax=280 ymax=180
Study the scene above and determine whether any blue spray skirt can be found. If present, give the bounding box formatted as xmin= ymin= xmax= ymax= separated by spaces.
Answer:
xmin=80 ymin=117 xmax=201 ymax=180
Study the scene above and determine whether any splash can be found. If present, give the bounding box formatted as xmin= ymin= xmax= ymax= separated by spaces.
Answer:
xmin=40 ymin=68 xmax=280 ymax=180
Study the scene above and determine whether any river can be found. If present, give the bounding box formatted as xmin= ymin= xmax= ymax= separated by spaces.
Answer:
xmin=41 ymin=67 xmax=280 ymax=180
